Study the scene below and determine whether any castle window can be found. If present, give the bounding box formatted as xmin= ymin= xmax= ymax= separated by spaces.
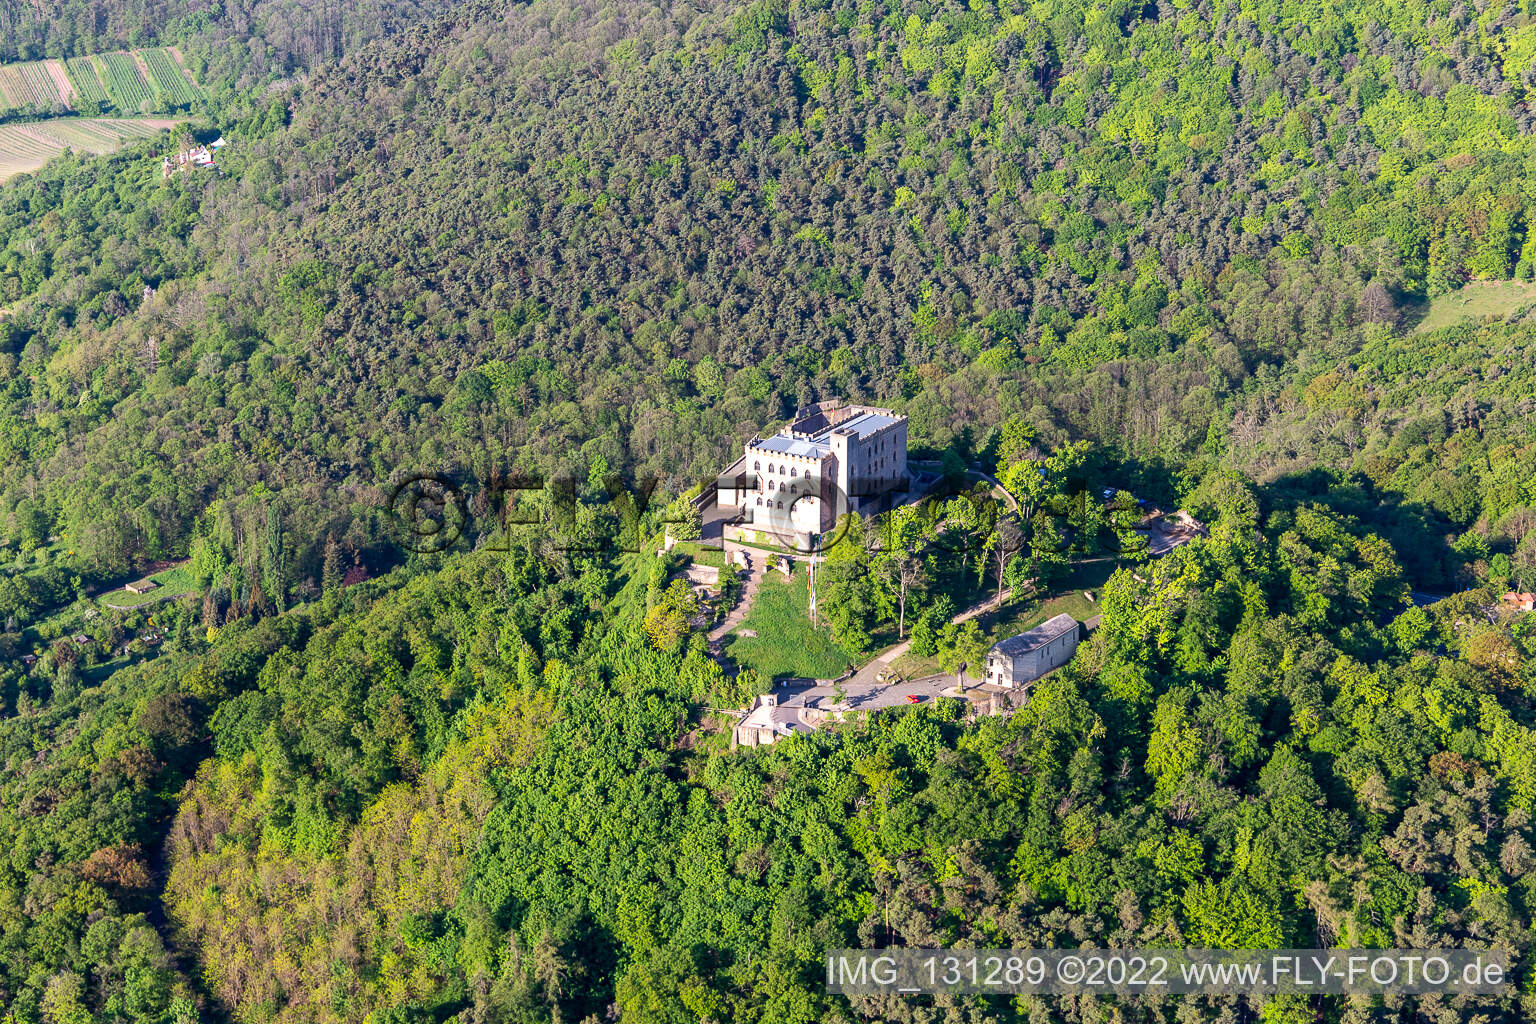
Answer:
xmin=789 ymin=484 xmax=797 ymax=494
xmin=791 ymin=467 xmax=798 ymax=477
xmin=777 ymin=501 xmax=783 ymax=510
xmin=753 ymin=461 xmax=760 ymax=471
xmin=756 ymin=497 xmax=762 ymax=506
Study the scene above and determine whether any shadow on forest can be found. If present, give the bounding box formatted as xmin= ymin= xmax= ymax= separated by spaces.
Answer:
xmin=1260 ymin=467 xmax=1463 ymax=590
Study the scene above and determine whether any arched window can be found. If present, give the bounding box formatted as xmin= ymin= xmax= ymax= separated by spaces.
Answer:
xmin=768 ymin=463 xmax=776 ymax=475
xmin=789 ymin=484 xmax=797 ymax=494
xmin=755 ymin=497 xmax=762 ymax=506
xmin=777 ymin=501 xmax=784 ymax=510
xmin=753 ymin=461 xmax=760 ymax=471
xmin=791 ymin=467 xmax=798 ymax=477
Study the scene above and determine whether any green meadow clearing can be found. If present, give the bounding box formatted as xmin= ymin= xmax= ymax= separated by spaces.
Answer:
xmin=723 ymin=571 xmax=857 ymax=681
xmin=1414 ymin=280 xmax=1536 ymax=332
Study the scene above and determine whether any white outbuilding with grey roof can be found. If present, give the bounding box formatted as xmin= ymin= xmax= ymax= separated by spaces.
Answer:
xmin=985 ymin=613 xmax=1080 ymax=690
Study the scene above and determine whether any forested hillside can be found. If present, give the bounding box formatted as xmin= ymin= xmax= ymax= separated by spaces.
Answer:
xmin=2 ymin=478 xmax=1534 ymax=1023
xmin=3 ymin=0 xmax=1536 ymax=586
xmin=0 ymin=0 xmax=468 ymax=77
xmin=2 ymin=0 xmax=1536 ymax=1021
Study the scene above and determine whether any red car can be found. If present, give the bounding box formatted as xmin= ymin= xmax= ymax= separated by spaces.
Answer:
xmin=905 ymin=694 xmax=921 ymax=704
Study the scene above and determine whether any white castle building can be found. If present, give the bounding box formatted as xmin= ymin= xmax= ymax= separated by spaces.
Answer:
xmin=719 ymin=400 xmax=908 ymax=546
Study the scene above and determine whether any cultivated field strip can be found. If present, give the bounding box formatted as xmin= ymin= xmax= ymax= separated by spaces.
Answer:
xmin=0 ymin=117 xmax=177 ymax=182
xmin=141 ymin=47 xmax=201 ymax=105
xmin=41 ymin=60 xmax=73 ymax=103
xmin=98 ymin=52 xmax=154 ymax=110
xmin=0 ymin=49 xmax=202 ymax=115
xmin=64 ymin=57 xmax=110 ymax=106
xmin=0 ymin=59 xmax=71 ymax=109
xmin=0 ymin=65 xmax=41 ymax=108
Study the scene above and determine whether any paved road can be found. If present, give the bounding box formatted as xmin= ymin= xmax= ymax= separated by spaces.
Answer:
xmin=775 ymin=675 xmax=968 ymax=712
xmin=842 ymin=586 xmax=1015 ymax=689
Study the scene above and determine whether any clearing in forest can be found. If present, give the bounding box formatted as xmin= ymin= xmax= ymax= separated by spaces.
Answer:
xmin=98 ymin=563 xmax=198 ymax=610
xmin=1414 ymin=280 xmax=1536 ymax=332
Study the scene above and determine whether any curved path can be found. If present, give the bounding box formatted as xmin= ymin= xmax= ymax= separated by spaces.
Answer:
xmin=970 ymin=465 xmax=1020 ymax=513
xmin=842 ymin=586 xmax=1015 ymax=689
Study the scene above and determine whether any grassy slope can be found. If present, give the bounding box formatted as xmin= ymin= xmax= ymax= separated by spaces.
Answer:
xmin=723 ymin=571 xmax=855 ymax=680
xmin=1413 ymin=280 xmax=1536 ymax=332
xmin=98 ymin=562 xmax=197 ymax=608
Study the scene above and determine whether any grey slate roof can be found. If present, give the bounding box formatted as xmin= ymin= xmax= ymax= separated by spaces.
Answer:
xmin=752 ymin=434 xmax=828 ymax=458
xmin=991 ymin=613 xmax=1079 ymax=656
xmin=827 ymin=410 xmax=901 ymax=439
xmin=748 ymin=409 xmax=903 ymax=460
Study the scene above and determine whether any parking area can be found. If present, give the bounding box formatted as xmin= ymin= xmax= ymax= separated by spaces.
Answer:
xmin=773 ymin=675 xmax=982 ymax=712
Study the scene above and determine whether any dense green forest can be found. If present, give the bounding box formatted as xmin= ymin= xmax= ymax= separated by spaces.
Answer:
xmin=3 ymin=473 xmax=1535 ymax=1023
xmin=4 ymin=0 xmax=1536 ymax=587
xmin=1 ymin=0 xmax=1536 ymax=1020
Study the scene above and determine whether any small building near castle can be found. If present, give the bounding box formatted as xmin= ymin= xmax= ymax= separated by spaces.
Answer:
xmin=733 ymin=692 xmax=828 ymax=747
xmin=984 ymin=613 xmax=1080 ymax=690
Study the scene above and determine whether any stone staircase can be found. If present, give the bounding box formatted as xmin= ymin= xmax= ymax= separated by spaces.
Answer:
xmin=707 ymin=545 xmax=767 ymax=650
